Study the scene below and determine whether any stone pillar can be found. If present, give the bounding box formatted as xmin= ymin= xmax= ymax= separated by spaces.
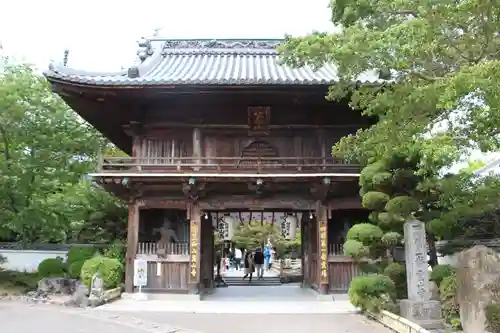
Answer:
xmin=124 ymin=200 xmax=139 ymax=293
xmin=187 ymin=202 xmax=201 ymax=294
xmin=400 ymin=220 xmax=443 ymax=329
xmin=316 ymin=202 xmax=329 ymax=294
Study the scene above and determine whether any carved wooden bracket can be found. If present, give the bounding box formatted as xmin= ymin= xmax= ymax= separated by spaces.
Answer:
xmin=182 ymin=183 xmax=206 ymax=202
xmin=247 ymin=181 xmax=270 ymax=197
xmin=123 ymin=121 xmax=144 ymax=136
xmin=309 ymin=183 xmax=331 ymax=203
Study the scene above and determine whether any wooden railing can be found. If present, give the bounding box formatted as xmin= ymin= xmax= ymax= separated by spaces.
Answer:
xmin=137 ymin=242 xmax=189 ymax=256
xmin=98 ymin=156 xmax=361 ymax=174
xmin=328 ymin=243 xmax=344 ymax=255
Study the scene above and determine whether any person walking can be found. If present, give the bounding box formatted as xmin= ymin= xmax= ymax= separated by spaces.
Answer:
xmin=234 ymin=247 xmax=242 ymax=271
xmin=242 ymin=250 xmax=255 ymax=282
xmin=253 ymin=247 xmax=265 ymax=279
xmin=264 ymin=246 xmax=271 ymax=271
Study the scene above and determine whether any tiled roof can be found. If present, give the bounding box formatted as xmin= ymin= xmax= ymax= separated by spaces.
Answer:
xmin=43 ymin=38 xmax=379 ymax=86
xmin=474 ymin=157 xmax=500 ymax=176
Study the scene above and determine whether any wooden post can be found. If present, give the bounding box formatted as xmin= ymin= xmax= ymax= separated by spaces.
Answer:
xmin=192 ymin=128 xmax=202 ymax=169
xmin=188 ymin=202 xmax=201 ymax=294
xmin=124 ymin=200 xmax=139 ymax=293
xmin=316 ymin=201 xmax=329 ymax=294
xmin=132 ymin=135 xmax=142 ymax=170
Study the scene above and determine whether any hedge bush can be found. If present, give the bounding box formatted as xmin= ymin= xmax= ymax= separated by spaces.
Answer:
xmin=383 ymin=262 xmax=407 ymax=299
xmin=430 ymin=264 xmax=455 ymax=287
xmin=80 ymin=256 xmax=123 ymax=289
xmin=67 ymin=246 xmax=97 ymax=266
xmin=486 ymin=303 xmax=500 ymax=333
xmin=346 ymin=223 xmax=384 ymax=245
xmin=348 ymin=274 xmax=396 ymax=312
xmin=362 ymin=191 xmax=390 ymax=211
xmin=37 ymin=257 xmax=66 ymax=277
xmin=68 ymin=260 xmax=86 ymax=279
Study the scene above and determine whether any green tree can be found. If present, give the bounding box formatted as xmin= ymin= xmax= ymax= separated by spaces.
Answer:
xmin=459 ymin=159 xmax=487 ymax=174
xmin=0 ymin=58 xmax=123 ymax=244
xmin=232 ymin=222 xmax=293 ymax=258
xmin=280 ymin=0 xmax=500 ymax=164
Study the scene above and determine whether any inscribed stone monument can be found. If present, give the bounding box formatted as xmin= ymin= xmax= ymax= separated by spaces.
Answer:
xmin=457 ymin=245 xmax=500 ymax=333
xmin=89 ymin=273 xmax=104 ymax=300
xmin=399 ymin=220 xmax=443 ymax=329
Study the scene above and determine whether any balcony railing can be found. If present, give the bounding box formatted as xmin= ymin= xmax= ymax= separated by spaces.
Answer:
xmin=137 ymin=242 xmax=189 ymax=256
xmin=97 ymin=156 xmax=361 ymax=174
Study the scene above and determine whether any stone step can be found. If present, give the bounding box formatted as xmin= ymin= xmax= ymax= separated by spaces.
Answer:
xmin=223 ymin=277 xmax=282 ymax=286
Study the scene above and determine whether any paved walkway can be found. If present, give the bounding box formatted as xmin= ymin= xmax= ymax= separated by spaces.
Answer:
xmin=0 ymin=301 xmax=195 ymax=333
xmin=204 ymin=284 xmax=324 ymax=301
xmin=1 ymin=301 xmax=394 ymax=333
xmin=100 ymin=284 xmax=356 ymax=313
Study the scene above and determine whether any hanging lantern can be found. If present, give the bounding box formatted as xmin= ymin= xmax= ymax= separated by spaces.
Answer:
xmin=221 ymin=215 xmax=237 ymax=240
xmin=280 ymin=214 xmax=297 ymax=240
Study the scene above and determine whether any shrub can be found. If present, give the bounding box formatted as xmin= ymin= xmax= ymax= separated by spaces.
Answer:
xmin=383 ymin=262 xmax=407 ymax=299
xmin=103 ymin=242 xmax=125 ymax=264
xmin=67 ymin=246 xmax=97 ymax=266
xmin=37 ymin=257 xmax=66 ymax=278
xmin=485 ymin=303 xmax=500 ymax=333
xmin=430 ymin=264 xmax=455 ymax=287
xmin=343 ymin=239 xmax=369 ymax=258
xmin=348 ymin=274 xmax=396 ymax=312
xmin=80 ymin=256 xmax=123 ymax=289
xmin=346 ymin=223 xmax=383 ymax=245
xmin=385 ymin=196 xmax=420 ymax=217
xmin=362 ymin=191 xmax=390 ymax=211
xmin=0 ymin=271 xmax=39 ymax=292
xmin=371 ymin=172 xmax=393 ymax=191
xmin=440 ymin=273 xmax=460 ymax=327
xmin=68 ymin=260 xmax=86 ymax=279
xmin=381 ymin=232 xmax=402 ymax=246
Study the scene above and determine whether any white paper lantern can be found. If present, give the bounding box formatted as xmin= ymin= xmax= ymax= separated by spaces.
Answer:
xmin=221 ymin=215 xmax=237 ymax=240
xmin=285 ymin=214 xmax=298 ymax=240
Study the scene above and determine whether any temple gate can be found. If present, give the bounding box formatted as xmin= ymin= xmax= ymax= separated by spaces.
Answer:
xmin=44 ymin=37 xmax=375 ymax=298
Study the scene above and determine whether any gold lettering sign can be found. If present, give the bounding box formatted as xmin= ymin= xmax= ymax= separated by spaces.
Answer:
xmin=190 ymin=223 xmax=199 ymax=279
xmin=319 ymin=221 xmax=328 ymax=283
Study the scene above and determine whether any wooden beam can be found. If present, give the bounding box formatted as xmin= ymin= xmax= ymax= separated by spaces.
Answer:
xmin=198 ymin=196 xmax=317 ymax=210
xmin=124 ymin=199 xmax=139 ymax=293
xmin=138 ymin=198 xmax=187 ymax=209
xmin=143 ymin=122 xmax=361 ymax=130
xmin=329 ymin=197 xmax=363 ymax=210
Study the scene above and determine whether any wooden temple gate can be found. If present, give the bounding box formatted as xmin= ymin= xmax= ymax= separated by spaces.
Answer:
xmin=123 ymin=195 xmax=365 ymax=296
xmin=43 ymin=37 xmax=375 ymax=297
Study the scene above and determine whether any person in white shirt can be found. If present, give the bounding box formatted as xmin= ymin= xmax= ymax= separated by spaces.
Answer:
xmin=234 ymin=248 xmax=243 ymax=270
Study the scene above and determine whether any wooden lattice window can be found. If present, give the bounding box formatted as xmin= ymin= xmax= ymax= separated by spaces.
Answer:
xmin=239 ymin=140 xmax=279 ymax=166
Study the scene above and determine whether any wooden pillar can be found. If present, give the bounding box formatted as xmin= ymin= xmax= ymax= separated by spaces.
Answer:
xmin=192 ymin=128 xmax=202 ymax=167
xmin=124 ymin=200 xmax=139 ymax=293
xmin=187 ymin=202 xmax=201 ymax=294
xmin=300 ymin=215 xmax=308 ymax=287
xmin=316 ymin=202 xmax=329 ymax=294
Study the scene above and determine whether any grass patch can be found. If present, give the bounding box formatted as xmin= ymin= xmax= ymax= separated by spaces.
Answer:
xmin=0 ymin=270 xmax=39 ymax=295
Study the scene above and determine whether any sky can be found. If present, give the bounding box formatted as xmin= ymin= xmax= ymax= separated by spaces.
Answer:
xmin=0 ymin=0 xmax=334 ymax=71
xmin=1 ymin=0 xmax=498 ymax=167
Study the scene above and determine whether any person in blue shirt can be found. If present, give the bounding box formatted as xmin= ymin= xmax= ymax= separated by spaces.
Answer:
xmin=264 ymin=246 xmax=271 ymax=271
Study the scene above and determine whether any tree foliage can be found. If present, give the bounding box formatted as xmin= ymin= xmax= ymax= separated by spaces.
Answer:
xmin=0 ymin=58 xmax=126 ymax=244
xmin=280 ymin=0 xmax=500 ymax=163
xmin=232 ymin=222 xmax=299 ymax=257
